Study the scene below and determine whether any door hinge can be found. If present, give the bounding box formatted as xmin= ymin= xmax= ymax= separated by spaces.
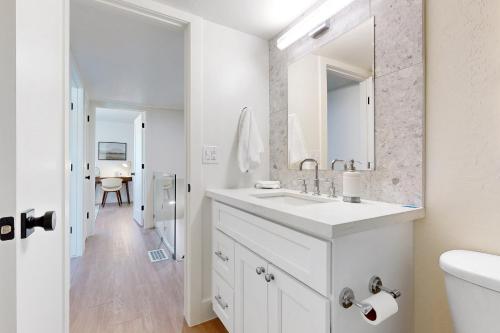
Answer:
xmin=87 ymin=163 xmax=90 ymax=170
xmin=87 ymin=115 xmax=90 ymax=122
xmin=71 ymin=102 xmax=74 ymax=110
xmin=86 ymin=212 xmax=89 ymax=219
xmin=141 ymin=164 xmax=144 ymax=169
xmin=141 ymin=205 xmax=144 ymax=211
xmin=187 ymin=184 xmax=191 ymax=193
xmin=367 ymin=96 xmax=370 ymax=105
xmin=70 ymin=226 xmax=73 ymax=234
xmin=70 ymin=163 xmax=73 ymax=172
xmin=142 ymin=122 xmax=145 ymax=129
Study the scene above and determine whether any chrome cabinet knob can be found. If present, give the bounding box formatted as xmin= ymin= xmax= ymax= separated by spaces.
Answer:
xmin=256 ymin=266 xmax=266 ymax=275
xmin=214 ymin=250 xmax=229 ymax=262
xmin=264 ymin=273 xmax=275 ymax=282
xmin=214 ymin=295 xmax=228 ymax=309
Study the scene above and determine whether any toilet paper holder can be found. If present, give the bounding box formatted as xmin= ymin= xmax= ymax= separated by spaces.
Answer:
xmin=339 ymin=287 xmax=373 ymax=315
xmin=339 ymin=276 xmax=401 ymax=313
xmin=369 ymin=276 xmax=401 ymax=299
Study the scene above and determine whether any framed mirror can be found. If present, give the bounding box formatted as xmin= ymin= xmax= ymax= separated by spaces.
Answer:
xmin=287 ymin=17 xmax=375 ymax=170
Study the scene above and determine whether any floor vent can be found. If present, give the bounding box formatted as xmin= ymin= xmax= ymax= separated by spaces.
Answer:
xmin=148 ymin=249 xmax=168 ymax=263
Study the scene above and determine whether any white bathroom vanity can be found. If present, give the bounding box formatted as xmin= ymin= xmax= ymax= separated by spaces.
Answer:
xmin=207 ymin=188 xmax=424 ymax=333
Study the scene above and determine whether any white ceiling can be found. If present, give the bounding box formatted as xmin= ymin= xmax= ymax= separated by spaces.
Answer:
xmin=156 ymin=0 xmax=320 ymax=39
xmin=71 ymin=0 xmax=184 ymax=110
xmin=314 ymin=18 xmax=374 ymax=73
xmin=96 ymin=108 xmax=140 ymax=122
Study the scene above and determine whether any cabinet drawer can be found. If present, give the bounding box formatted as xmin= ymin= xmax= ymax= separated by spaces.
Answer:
xmin=213 ymin=230 xmax=235 ymax=287
xmin=214 ymin=202 xmax=331 ymax=296
xmin=213 ymin=271 xmax=234 ymax=333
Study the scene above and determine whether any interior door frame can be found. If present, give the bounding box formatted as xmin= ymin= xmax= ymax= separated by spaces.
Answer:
xmin=64 ymin=0 xmax=207 ymax=330
xmin=133 ymin=112 xmax=145 ymax=226
xmin=69 ymin=61 xmax=86 ymax=257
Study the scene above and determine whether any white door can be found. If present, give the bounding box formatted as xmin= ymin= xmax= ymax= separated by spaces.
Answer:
xmin=0 ymin=0 xmax=17 ymax=330
xmin=4 ymin=0 xmax=66 ymax=332
xmin=267 ymin=264 xmax=330 ymax=333
xmin=133 ymin=114 xmax=145 ymax=225
xmin=235 ymin=244 xmax=269 ymax=333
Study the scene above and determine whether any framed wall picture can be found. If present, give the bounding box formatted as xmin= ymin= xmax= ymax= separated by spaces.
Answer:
xmin=98 ymin=142 xmax=127 ymax=160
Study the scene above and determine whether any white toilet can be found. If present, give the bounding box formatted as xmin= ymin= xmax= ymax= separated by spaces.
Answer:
xmin=440 ymin=250 xmax=500 ymax=333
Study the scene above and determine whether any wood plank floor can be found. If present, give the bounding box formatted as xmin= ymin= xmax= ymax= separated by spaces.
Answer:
xmin=70 ymin=204 xmax=227 ymax=333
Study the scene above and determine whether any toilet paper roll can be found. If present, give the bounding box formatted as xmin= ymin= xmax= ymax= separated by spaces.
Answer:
xmin=360 ymin=292 xmax=398 ymax=326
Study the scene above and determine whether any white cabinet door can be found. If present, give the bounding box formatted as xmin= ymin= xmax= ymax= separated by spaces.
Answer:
xmin=268 ymin=264 xmax=330 ymax=333
xmin=235 ymin=244 xmax=269 ymax=333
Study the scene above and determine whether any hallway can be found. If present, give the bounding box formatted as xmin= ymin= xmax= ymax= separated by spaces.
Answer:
xmin=70 ymin=204 xmax=225 ymax=333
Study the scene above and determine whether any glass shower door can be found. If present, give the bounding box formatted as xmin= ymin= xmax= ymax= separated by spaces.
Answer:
xmin=153 ymin=172 xmax=176 ymax=259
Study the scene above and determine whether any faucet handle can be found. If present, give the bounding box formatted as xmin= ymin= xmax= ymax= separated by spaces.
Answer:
xmin=321 ymin=178 xmax=336 ymax=198
xmin=296 ymin=178 xmax=308 ymax=194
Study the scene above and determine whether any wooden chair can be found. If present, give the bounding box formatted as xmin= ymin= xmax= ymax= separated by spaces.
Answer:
xmin=101 ymin=178 xmax=123 ymax=207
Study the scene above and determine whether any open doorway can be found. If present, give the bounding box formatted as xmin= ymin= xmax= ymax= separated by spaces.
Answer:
xmin=67 ymin=0 xmax=193 ymax=331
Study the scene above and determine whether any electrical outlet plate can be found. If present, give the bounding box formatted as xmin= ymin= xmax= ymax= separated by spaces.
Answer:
xmin=202 ymin=145 xmax=218 ymax=164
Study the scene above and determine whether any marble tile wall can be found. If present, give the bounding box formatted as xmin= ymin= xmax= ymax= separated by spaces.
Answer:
xmin=269 ymin=0 xmax=424 ymax=206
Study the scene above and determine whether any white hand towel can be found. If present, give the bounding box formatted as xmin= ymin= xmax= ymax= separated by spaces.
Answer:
xmin=288 ymin=114 xmax=307 ymax=165
xmin=238 ymin=107 xmax=264 ymax=173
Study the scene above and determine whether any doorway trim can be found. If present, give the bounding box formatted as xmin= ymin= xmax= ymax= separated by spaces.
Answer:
xmin=64 ymin=0 xmax=206 ymax=330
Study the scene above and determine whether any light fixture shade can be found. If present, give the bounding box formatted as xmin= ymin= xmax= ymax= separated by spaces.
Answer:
xmin=276 ymin=0 xmax=356 ymax=50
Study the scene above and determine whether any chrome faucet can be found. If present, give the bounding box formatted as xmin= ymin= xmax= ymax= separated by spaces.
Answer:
xmin=330 ymin=159 xmax=346 ymax=198
xmin=299 ymin=158 xmax=320 ymax=195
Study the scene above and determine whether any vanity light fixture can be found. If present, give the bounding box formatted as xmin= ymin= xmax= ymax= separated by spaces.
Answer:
xmin=276 ymin=0 xmax=355 ymax=50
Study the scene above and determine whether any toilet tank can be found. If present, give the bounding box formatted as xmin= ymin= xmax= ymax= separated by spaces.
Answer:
xmin=440 ymin=250 xmax=500 ymax=333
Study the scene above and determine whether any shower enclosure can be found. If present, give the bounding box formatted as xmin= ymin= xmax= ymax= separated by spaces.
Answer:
xmin=153 ymin=172 xmax=185 ymax=260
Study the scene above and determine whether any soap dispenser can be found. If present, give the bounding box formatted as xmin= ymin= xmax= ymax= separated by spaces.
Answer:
xmin=343 ymin=159 xmax=361 ymax=203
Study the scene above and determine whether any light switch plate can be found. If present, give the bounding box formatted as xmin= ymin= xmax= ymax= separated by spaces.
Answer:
xmin=202 ymin=145 xmax=218 ymax=164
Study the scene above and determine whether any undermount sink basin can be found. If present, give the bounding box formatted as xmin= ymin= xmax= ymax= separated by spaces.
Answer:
xmin=252 ymin=192 xmax=333 ymax=206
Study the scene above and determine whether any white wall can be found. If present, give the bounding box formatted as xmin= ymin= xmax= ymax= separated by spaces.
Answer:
xmin=95 ymin=120 xmax=135 ymax=204
xmin=415 ymin=1 xmax=500 ymax=332
xmin=288 ymin=54 xmax=321 ymax=164
xmin=327 ymin=84 xmax=361 ymax=162
xmin=145 ymin=110 xmax=185 ymax=177
xmin=95 ymin=120 xmax=135 ymax=176
xmin=201 ymin=20 xmax=270 ymax=306
xmin=93 ymin=109 xmax=185 ymax=210
xmin=144 ymin=109 xmax=185 ymax=229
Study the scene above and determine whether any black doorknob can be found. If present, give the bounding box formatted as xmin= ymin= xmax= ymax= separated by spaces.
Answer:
xmin=21 ymin=209 xmax=56 ymax=239
xmin=85 ymin=176 xmax=90 ymax=180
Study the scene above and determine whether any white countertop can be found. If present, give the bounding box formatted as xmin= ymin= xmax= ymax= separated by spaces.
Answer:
xmin=206 ymin=188 xmax=425 ymax=239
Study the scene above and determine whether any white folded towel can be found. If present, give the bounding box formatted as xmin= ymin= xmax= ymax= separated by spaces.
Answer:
xmin=238 ymin=107 xmax=264 ymax=173
xmin=255 ymin=180 xmax=281 ymax=189
xmin=288 ymin=114 xmax=307 ymax=166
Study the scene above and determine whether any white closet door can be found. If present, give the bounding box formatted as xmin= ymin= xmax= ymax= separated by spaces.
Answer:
xmin=234 ymin=244 xmax=269 ymax=333
xmin=267 ymin=264 xmax=330 ymax=333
